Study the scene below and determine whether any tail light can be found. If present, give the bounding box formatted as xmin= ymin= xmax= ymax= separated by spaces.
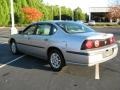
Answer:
xmin=81 ymin=36 xmax=115 ymax=50
xmin=81 ymin=40 xmax=100 ymax=50
xmin=109 ymin=36 xmax=116 ymax=44
xmin=85 ymin=40 xmax=94 ymax=49
xmin=94 ymin=40 xmax=100 ymax=48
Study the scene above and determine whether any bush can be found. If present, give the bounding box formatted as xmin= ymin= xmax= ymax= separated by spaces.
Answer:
xmin=22 ymin=7 xmax=43 ymax=22
xmin=0 ymin=0 xmax=10 ymax=26
xmin=95 ymin=23 xmax=119 ymax=26
xmin=118 ymin=21 xmax=120 ymax=25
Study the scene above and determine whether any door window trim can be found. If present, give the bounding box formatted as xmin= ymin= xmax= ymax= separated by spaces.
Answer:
xmin=35 ymin=23 xmax=58 ymax=36
xmin=22 ymin=24 xmax=37 ymax=35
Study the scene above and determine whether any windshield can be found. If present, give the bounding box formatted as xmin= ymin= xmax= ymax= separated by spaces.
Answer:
xmin=56 ymin=22 xmax=94 ymax=34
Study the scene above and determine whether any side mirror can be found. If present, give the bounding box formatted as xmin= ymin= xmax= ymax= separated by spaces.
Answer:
xmin=18 ymin=31 xmax=23 ymax=34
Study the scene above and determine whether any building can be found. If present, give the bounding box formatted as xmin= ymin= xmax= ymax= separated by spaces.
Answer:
xmin=89 ymin=7 xmax=110 ymax=22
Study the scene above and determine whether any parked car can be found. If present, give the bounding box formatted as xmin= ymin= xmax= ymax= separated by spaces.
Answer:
xmin=9 ymin=21 xmax=118 ymax=71
xmin=88 ymin=20 xmax=96 ymax=26
xmin=118 ymin=21 xmax=120 ymax=25
xmin=76 ymin=20 xmax=84 ymax=24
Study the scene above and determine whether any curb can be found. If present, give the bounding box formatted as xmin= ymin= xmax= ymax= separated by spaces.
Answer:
xmin=0 ymin=36 xmax=10 ymax=38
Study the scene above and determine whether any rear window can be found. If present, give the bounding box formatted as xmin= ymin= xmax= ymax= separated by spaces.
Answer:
xmin=56 ymin=22 xmax=94 ymax=34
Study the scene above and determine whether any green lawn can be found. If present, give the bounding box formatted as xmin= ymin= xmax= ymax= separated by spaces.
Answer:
xmin=94 ymin=22 xmax=120 ymax=27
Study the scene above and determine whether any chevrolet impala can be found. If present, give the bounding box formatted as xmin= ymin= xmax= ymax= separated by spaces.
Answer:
xmin=9 ymin=21 xmax=118 ymax=71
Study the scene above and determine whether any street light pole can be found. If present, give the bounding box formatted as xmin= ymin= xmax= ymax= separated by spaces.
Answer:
xmin=72 ymin=9 xmax=74 ymax=21
xmin=59 ymin=6 xmax=61 ymax=20
xmin=10 ymin=0 xmax=17 ymax=35
xmin=52 ymin=6 xmax=54 ymax=20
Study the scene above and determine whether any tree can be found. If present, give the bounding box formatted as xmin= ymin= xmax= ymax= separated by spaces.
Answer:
xmin=0 ymin=0 xmax=49 ymax=26
xmin=0 ymin=0 xmax=10 ymax=26
xmin=44 ymin=5 xmax=54 ymax=20
xmin=14 ymin=0 xmax=45 ymax=24
xmin=85 ymin=13 xmax=89 ymax=22
xmin=74 ymin=7 xmax=85 ymax=21
xmin=61 ymin=6 xmax=72 ymax=20
xmin=107 ymin=5 xmax=120 ymax=20
xmin=52 ymin=5 xmax=59 ymax=20
xmin=0 ymin=0 xmax=81 ymax=26
xmin=107 ymin=0 xmax=120 ymax=22
xmin=22 ymin=7 xmax=43 ymax=22
xmin=14 ymin=0 xmax=28 ymax=24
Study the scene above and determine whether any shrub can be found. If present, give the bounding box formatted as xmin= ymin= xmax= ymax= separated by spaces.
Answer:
xmin=22 ymin=7 xmax=43 ymax=22
xmin=118 ymin=21 xmax=120 ymax=25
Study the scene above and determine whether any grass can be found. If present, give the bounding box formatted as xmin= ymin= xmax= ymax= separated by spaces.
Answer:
xmin=92 ymin=22 xmax=120 ymax=27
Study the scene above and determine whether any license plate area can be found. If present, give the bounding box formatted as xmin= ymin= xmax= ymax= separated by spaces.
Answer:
xmin=103 ymin=48 xmax=113 ymax=58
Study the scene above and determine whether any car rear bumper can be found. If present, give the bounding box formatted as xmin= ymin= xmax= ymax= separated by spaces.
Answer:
xmin=65 ymin=44 xmax=118 ymax=66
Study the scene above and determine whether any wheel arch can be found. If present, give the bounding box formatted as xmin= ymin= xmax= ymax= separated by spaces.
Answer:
xmin=47 ymin=47 xmax=66 ymax=65
xmin=9 ymin=38 xmax=15 ymax=44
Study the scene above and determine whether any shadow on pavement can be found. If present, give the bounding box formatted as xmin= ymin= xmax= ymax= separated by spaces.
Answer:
xmin=10 ymin=55 xmax=52 ymax=71
xmin=0 ymin=43 xmax=52 ymax=72
xmin=0 ymin=43 xmax=120 ymax=78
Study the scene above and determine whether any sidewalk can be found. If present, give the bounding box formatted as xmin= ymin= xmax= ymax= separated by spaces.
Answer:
xmin=0 ymin=27 xmax=10 ymax=38
xmin=0 ymin=27 xmax=24 ymax=38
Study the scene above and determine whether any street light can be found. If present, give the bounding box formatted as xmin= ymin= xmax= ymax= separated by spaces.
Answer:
xmin=52 ymin=6 xmax=53 ymax=20
xmin=10 ymin=0 xmax=18 ymax=35
xmin=72 ymin=9 xmax=74 ymax=21
xmin=59 ymin=6 xmax=61 ymax=20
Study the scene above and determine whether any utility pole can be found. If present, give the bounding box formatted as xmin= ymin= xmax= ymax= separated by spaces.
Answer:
xmin=72 ymin=9 xmax=74 ymax=21
xmin=59 ymin=6 xmax=61 ymax=20
xmin=52 ymin=6 xmax=54 ymax=20
xmin=10 ymin=0 xmax=18 ymax=35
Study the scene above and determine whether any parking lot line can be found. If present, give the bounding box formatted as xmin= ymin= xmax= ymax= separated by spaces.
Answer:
xmin=0 ymin=55 xmax=25 ymax=69
xmin=0 ymin=41 xmax=8 ymax=44
xmin=117 ymin=40 xmax=120 ymax=43
xmin=117 ymin=40 xmax=120 ymax=46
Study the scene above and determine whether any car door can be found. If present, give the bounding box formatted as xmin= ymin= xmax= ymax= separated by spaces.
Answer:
xmin=28 ymin=23 xmax=57 ymax=59
xmin=16 ymin=24 xmax=37 ymax=54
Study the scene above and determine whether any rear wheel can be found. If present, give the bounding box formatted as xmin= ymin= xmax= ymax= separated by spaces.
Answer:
xmin=10 ymin=41 xmax=19 ymax=54
xmin=49 ymin=50 xmax=65 ymax=71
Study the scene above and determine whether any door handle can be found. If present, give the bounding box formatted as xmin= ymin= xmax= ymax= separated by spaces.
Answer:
xmin=44 ymin=38 xmax=48 ymax=41
xmin=28 ymin=37 xmax=31 ymax=40
xmin=23 ymin=35 xmax=30 ymax=40
xmin=24 ymin=35 xmax=28 ymax=37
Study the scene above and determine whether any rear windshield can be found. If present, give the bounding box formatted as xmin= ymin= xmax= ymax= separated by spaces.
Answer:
xmin=56 ymin=22 xmax=94 ymax=34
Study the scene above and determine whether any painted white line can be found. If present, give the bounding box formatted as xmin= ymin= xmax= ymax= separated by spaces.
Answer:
xmin=117 ymin=40 xmax=120 ymax=46
xmin=0 ymin=27 xmax=6 ymax=29
xmin=117 ymin=40 xmax=120 ymax=43
xmin=67 ymin=61 xmax=87 ymax=66
xmin=0 ymin=55 xmax=25 ymax=68
xmin=0 ymin=42 xmax=8 ymax=44
xmin=95 ymin=64 xmax=100 ymax=80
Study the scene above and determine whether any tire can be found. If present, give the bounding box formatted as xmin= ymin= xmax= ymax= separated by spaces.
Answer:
xmin=49 ymin=49 xmax=65 ymax=71
xmin=10 ymin=41 xmax=19 ymax=54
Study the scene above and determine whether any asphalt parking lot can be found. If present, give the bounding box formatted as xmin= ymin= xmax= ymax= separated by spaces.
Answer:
xmin=0 ymin=27 xmax=120 ymax=90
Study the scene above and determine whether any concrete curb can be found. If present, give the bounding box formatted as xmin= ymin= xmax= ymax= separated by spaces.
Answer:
xmin=0 ymin=27 xmax=10 ymax=29
xmin=0 ymin=36 xmax=10 ymax=38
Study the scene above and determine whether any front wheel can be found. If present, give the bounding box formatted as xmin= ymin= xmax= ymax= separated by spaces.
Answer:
xmin=10 ymin=41 xmax=19 ymax=54
xmin=49 ymin=50 xmax=65 ymax=71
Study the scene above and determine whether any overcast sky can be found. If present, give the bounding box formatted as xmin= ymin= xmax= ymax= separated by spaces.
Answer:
xmin=43 ymin=0 xmax=111 ymax=13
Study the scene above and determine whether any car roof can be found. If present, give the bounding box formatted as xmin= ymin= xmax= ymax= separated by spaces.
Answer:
xmin=31 ymin=20 xmax=77 ymax=25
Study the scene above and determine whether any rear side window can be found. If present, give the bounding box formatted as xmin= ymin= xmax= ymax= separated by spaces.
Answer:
xmin=36 ymin=24 xmax=57 ymax=35
xmin=36 ymin=25 xmax=51 ymax=35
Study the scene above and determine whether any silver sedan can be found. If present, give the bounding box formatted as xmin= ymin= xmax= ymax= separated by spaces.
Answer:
xmin=9 ymin=21 xmax=118 ymax=71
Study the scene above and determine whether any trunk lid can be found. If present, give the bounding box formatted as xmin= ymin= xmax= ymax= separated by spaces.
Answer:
xmin=73 ymin=32 xmax=113 ymax=40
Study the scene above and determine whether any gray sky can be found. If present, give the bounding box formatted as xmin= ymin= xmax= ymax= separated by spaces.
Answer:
xmin=43 ymin=0 xmax=110 ymax=13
